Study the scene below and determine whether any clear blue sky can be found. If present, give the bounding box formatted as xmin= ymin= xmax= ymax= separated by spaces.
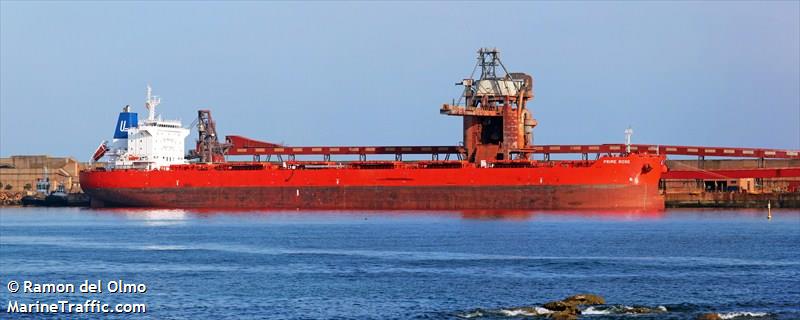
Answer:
xmin=1 ymin=1 xmax=798 ymax=159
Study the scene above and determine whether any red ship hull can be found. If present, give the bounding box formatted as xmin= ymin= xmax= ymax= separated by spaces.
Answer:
xmin=80 ymin=154 xmax=666 ymax=210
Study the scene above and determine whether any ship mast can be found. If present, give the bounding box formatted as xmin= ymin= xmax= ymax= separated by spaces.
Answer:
xmin=145 ymin=85 xmax=160 ymax=121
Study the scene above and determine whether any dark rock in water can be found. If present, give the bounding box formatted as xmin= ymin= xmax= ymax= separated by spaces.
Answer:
xmin=542 ymin=300 xmax=577 ymax=313
xmin=467 ymin=293 xmax=606 ymax=319
xmin=542 ymin=293 xmax=605 ymax=317
xmin=548 ymin=311 xmax=578 ymax=320
xmin=563 ymin=294 xmax=606 ymax=306
xmin=696 ymin=313 xmax=722 ymax=320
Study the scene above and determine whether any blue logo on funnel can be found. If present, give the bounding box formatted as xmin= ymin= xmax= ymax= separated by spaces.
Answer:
xmin=114 ymin=111 xmax=138 ymax=139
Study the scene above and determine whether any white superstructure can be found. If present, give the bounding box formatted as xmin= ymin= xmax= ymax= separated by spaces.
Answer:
xmin=105 ymin=86 xmax=190 ymax=170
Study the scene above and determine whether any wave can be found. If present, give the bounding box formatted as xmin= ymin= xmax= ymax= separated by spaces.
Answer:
xmin=3 ymin=235 xmax=797 ymax=267
xmin=499 ymin=307 xmax=552 ymax=317
xmin=718 ymin=312 xmax=769 ymax=319
xmin=460 ymin=305 xmax=770 ymax=319
xmin=456 ymin=306 xmax=553 ymax=318
xmin=458 ymin=304 xmax=670 ymax=318
xmin=582 ymin=305 xmax=667 ymax=315
xmin=456 ymin=310 xmax=484 ymax=318
xmin=140 ymin=245 xmax=190 ymax=251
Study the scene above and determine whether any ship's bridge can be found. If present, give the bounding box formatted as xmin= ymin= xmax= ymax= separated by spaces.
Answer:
xmin=105 ymin=86 xmax=190 ymax=170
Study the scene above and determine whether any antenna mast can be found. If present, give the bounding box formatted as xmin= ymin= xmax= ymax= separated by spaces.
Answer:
xmin=625 ymin=126 xmax=634 ymax=154
xmin=145 ymin=85 xmax=160 ymax=121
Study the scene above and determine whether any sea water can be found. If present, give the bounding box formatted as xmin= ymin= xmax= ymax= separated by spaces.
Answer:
xmin=1 ymin=208 xmax=798 ymax=319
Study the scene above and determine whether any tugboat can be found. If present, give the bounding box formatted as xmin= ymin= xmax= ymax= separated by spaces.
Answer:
xmin=21 ymin=168 xmax=90 ymax=207
xmin=20 ymin=170 xmax=51 ymax=206
xmin=44 ymin=182 xmax=90 ymax=207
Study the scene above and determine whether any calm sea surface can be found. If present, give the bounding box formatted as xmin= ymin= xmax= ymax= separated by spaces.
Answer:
xmin=1 ymin=208 xmax=798 ymax=319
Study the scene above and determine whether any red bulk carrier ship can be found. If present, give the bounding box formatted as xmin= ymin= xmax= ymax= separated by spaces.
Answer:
xmin=80 ymin=49 xmax=667 ymax=210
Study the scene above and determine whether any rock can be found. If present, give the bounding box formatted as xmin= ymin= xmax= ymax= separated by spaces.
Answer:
xmin=629 ymin=307 xmax=652 ymax=314
xmin=548 ymin=311 xmax=578 ymax=320
xmin=543 ymin=293 xmax=605 ymax=316
xmin=542 ymin=300 xmax=577 ymax=313
xmin=696 ymin=313 xmax=722 ymax=320
xmin=621 ymin=306 xmax=667 ymax=314
xmin=563 ymin=294 xmax=606 ymax=306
